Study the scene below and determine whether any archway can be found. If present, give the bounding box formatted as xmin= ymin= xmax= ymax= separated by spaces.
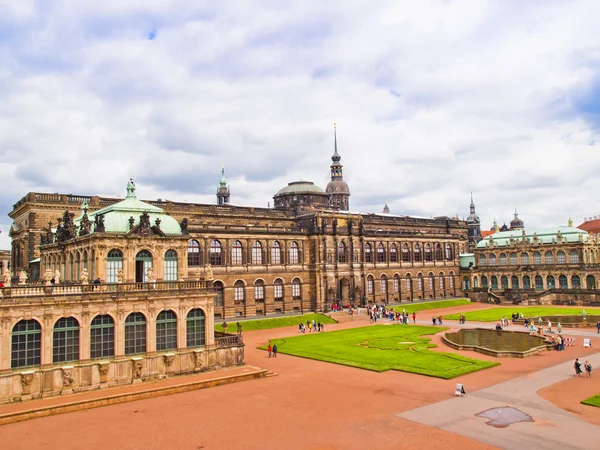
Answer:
xmin=135 ymin=250 xmax=153 ymax=282
xmin=339 ymin=278 xmax=350 ymax=303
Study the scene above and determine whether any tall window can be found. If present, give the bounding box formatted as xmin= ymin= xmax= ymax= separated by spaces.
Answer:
xmin=251 ymin=241 xmax=262 ymax=265
xmin=186 ymin=309 xmax=206 ymax=347
xmin=417 ymin=275 xmax=423 ymax=292
xmin=414 ymin=244 xmax=421 ymax=262
xmin=234 ymin=280 xmax=245 ymax=303
xmin=365 ymin=243 xmax=372 ymax=263
xmin=164 ymin=250 xmax=178 ymax=281
xmin=106 ymin=249 xmax=123 ymax=283
xmin=213 ymin=281 xmax=224 ymax=307
xmin=559 ymin=275 xmax=568 ymax=288
xmin=499 ymin=253 xmax=507 ymax=265
xmin=569 ymin=250 xmax=579 ymax=264
xmin=377 ymin=243 xmax=386 ymax=263
xmin=289 ymin=242 xmax=299 ymax=264
xmin=274 ymin=279 xmax=283 ymax=301
xmin=402 ymin=244 xmax=410 ymax=262
xmin=587 ymin=275 xmax=596 ymax=289
xmin=547 ymin=275 xmax=555 ymax=289
xmin=271 ymin=242 xmax=281 ymax=264
xmin=425 ymin=244 xmax=432 ymax=262
xmin=445 ymin=244 xmax=453 ymax=260
xmin=292 ymin=278 xmax=301 ymax=299
xmin=509 ymin=253 xmax=518 ymax=265
xmin=187 ymin=240 xmax=201 ymax=266
xmin=489 ymin=254 xmax=497 ymax=266
xmin=523 ymin=276 xmax=531 ymax=289
xmin=406 ymin=274 xmax=412 ymax=291
xmin=231 ymin=241 xmax=243 ymax=266
xmin=535 ymin=275 xmax=543 ymax=290
xmin=511 ymin=276 xmax=519 ymax=288
xmin=53 ymin=317 xmax=80 ymax=363
xmin=428 ymin=273 xmax=434 ymax=290
xmin=254 ymin=280 xmax=265 ymax=302
xmin=545 ymin=251 xmax=554 ymax=264
xmin=124 ymin=313 xmax=147 ymax=355
xmin=572 ymin=275 xmax=581 ymax=288
xmin=90 ymin=315 xmax=114 ymax=359
xmin=557 ymin=251 xmax=566 ymax=264
xmin=521 ymin=253 xmax=529 ymax=265
xmin=210 ymin=240 xmax=222 ymax=266
xmin=380 ymin=276 xmax=387 ymax=293
xmin=435 ymin=244 xmax=443 ymax=261
xmin=491 ymin=276 xmax=498 ymax=290
xmin=479 ymin=255 xmax=487 ymax=266
xmin=390 ymin=244 xmax=398 ymax=263
xmin=393 ymin=274 xmax=400 ymax=293
xmin=481 ymin=276 xmax=488 ymax=288
xmin=337 ymin=241 xmax=346 ymax=263
xmin=367 ymin=275 xmax=374 ymax=294
xmin=11 ymin=320 xmax=41 ymax=368
xmin=449 ymin=272 xmax=454 ymax=289
xmin=533 ymin=252 xmax=541 ymax=265
xmin=156 ymin=310 xmax=177 ymax=351
xmin=501 ymin=276 xmax=508 ymax=289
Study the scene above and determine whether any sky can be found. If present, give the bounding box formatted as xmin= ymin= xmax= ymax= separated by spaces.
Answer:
xmin=1 ymin=0 xmax=600 ymax=250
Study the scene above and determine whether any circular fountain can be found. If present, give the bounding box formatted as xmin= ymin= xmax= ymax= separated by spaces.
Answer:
xmin=443 ymin=328 xmax=553 ymax=358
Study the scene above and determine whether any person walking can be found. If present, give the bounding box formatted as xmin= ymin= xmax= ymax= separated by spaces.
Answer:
xmin=412 ymin=312 xmax=416 ymax=324
xmin=574 ymin=358 xmax=583 ymax=377
xmin=597 ymin=320 xmax=600 ymax=334
xmin=268 ymin=343 xmax=272 ymax=358
xmin=584 ymin=361 xmax=592 ymax=378
xmin=432 ymin=316 xmax=437 ymax=326
xmin=272 ymin=344 xmax=278 ymax=358
xmin=438 ymin=316 xmax=443 ymax=325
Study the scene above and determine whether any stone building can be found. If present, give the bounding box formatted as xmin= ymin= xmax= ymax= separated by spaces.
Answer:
xmin=466 ymin=194 xmax=482 ymax=252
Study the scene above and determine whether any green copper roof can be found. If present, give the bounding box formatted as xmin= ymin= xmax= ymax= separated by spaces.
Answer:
xmin=477 ymin=226 xmax=587 ymax=248
xmin=275 ymin=181 xmax=326 ymax=196
xmin=219 ymin=167 xmax=227 ymax=187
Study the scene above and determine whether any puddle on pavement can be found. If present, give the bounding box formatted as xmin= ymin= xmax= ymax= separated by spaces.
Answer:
xmin=475 ymin=406 xmax=534 ymax=428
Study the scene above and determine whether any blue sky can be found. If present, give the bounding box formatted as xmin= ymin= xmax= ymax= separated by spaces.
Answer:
xmin=1 ymin=0 xmax=600 ymax=249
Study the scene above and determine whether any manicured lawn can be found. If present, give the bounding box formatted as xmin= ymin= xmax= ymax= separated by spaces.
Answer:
xmin=215 ymin=313 xmax=336 ymax=333
xmin=261 ymin=325 xmax=498 ymax=379
xmin=389 ymin=299 xmax=471 ymax=314
xmin=445 ymin=306 xmax=600 ymax=322
xmin=581 ymin=394 xmax=600 ymax=408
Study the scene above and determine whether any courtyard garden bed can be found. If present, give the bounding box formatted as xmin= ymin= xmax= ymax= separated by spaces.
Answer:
xmin=215 ymin=313 xmax=336 ymax=332
xmin=581 ymin=394 xmax=600 ymax=408
xmin=261 ymin=325 xmax=498 ymax=379
xmin=445 ymin=306 xmax=600 ymax=323
xmin=389 ymin=299 xmax=471 ymax=313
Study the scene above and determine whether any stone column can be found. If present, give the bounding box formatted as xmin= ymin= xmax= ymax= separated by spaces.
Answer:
xmin=146 ymin=313 xmax=156 ymax=353
xmin=206 ymin=303 xmax=215 ymax=346
xmin=80 ymin=315 xmax=91 ymax=361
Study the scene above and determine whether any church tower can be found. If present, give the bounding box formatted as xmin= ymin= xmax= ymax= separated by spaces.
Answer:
xmin=466 ymin=193 xmax=482 ymax=252
xmin=325 ymin=123 xmax=350 ymax=210
xmin=217 ymin=167 xmax=230 ymax=205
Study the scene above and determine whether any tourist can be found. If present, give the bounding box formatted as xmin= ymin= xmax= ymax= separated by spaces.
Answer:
xmin=560 ymin=335 xmax=565 ymax=351
xmin=272 ymin=344 xmax=278 ymax=358
xmin=237 ymin=322 xmax=243 ymax=335
xmin=412 ymin=312 xmax=416 ymax=324
xmin=557 ymin=322 xmax=562 ymax=334
xmin=222 ymin=321 xmax=228 ymax=333
xmin=268 ymin=343 xmax=272 ymax=358
xmin=438 ymin=316 xmax=443 ymax=325
xmin=501 ymin=316 xmax=506 ymax=327
xmin=597 ymin=320 xmax=600 ymax=334
xmin=584 ymin=361 xmax=592 ymax=378
xmin=574 ymin=358 xmax=582 ymax=377
xmin=299 ymin=323 xmax=303 ymax=333
xmin=524 ymin=318 xmax=529 ymax=328
xmin=308 ymin=321 xmax=312 ymax=333
xmin=432 ymin=316 xmax=437 ymax=326
xmin=321 ymin=323 xmax=325 ymax=332
xmin=495 ymin=323 xmax=503 ymax=331
xmin=50 ymin=277 xmax=55 ymax=293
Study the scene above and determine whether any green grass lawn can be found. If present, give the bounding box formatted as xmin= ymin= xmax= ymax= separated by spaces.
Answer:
xmin=581 ymin=394 xmax=600 ymax=407
xmin=215 ymin=313 xmax=336 ymax=333
xmin=445 ymin=306 xmax=600 ymax=322
xmin=389 ymin=299 xmax=471 ymax=314
xmin=260 ymin=325 xmax=498 ymax=379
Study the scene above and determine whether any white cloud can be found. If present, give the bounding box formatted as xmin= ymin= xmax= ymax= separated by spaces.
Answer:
xmin=1 ymin=0 xmax=600 ymax=250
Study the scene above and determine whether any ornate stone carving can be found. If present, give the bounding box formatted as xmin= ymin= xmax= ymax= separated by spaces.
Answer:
xmin=20 ymin=371 xmax=34 ymax=395
xmin=116 ymin=269 xmax=124 ymax=283
xmin=194 ymin=350 xmax=204 ymax=371
xmin=94 ymin=213 xmax=106 ymax=233
xmin=204 ymin=264 xmax=214 ymax=281
xmin=80 ymin=267 xmax=89 ymax=284
xmin=61 ymin=366 xmax=74 ymax=394
xmin=98 ymin=362 xmax=110 ymax=383
xmin=3 ymin=271 xmax=12 ymax=287
xmin=132 ymin=358 xmax=143 ymax=380
xmin=44 ymin=268 xmax=53 ymax=285
xmin=18 ymin=270 xmax=28 ymax=285
xmin=54 ymin=269 xmax=61 ymax=284
xmin=146 ymin=266 xmax=156 ymax=283
xmin=163 ymin=353 xmax=175 ymax=369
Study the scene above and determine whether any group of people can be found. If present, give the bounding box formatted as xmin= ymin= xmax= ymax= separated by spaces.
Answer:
xmin=574 ymin=358 xmax=593 ymax=377
xmin=550 ymin=334 xmax=566 ymax=351
xmin=431 ymin=316 xmax=443 ymax=326
xmin=299 ymin=320 xmax=325 ymax=333
xmin=267 ymin=343 xmax=278 ymax=358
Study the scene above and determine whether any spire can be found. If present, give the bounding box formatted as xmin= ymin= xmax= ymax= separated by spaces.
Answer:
xmin=217 ymin=167 xmax=230 ymax=205
xmin=126 ymin=178 xmax=136 ymax=199
xmin=469 ymin=192 xmax=476 ymax=214
xmin=383 ymin=203 xmax=390 ymax=214
xmin=332 ymin=122 xmax=341 ymax=162
xmin=514 ymin=206 xmax=519 ymax=219
xmin=219 ymin=166 xmax=227 ymax=187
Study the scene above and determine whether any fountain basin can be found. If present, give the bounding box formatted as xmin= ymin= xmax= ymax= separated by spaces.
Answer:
xmin=443 ymin=328 xmax=552 ymax=358
xmin=516 ymin=315 xmax=600 ymax=328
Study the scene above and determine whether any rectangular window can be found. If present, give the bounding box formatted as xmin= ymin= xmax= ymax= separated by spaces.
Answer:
xmin=292 ymin=283 xmax=301 ymax=298
xmin=53 ymin=329 xmax=80 ymax=363
xmin=254 ymin=284 xmax=264 ymax=301
xmin=274 ymin=283 xmax=283 ymax=300
xmin=164 ymin=259 xmax=178 ymax=281
xmin=367 ymin=279 xmax=374 ymax=294
xmin=393 ymin=277 xmax=399 ymax=293
xmin=125 ymin=323 xmax=146 ymax=355
xmin=380 ymin=279 xmax=386 ymax=293
xmin=106 ymin=260 xmax=122 ymax=283
xmin=289 ymin=247 xmax=299 ymax=264
xmin=90 ymin=323 xmax=115 ymax=359
xmin=156 ymin=321 xmax=177 ymax=351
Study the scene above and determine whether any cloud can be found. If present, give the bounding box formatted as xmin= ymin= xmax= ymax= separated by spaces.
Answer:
xmin=1 ymin=0 xmax=600 ymax=250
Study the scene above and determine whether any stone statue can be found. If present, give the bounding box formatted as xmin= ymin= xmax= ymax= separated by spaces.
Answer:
xmin=44 ymin=269 xmax=53 ymax=285
xmin=54 ymin=269 xmax=61 ymax=284
xmin=146 ymin=266 xmax=156 ymax=282
xmin=180 ymin=218 xmax=189 ymax=235
xmin=80 ymin=268 xmax=89 ymax=284
xmin=116 ymin=268 xmax=124 ymax=283
xmin=18 ymin=270 xmax=28 ymax=285
xmin=204 ymin=264 xmax=214 ymax=281
xmin=3 ymin=271 xmax=12 ymax=287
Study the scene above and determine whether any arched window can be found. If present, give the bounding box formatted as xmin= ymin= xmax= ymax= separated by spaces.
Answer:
xmin=234 ymin=280 xmax=245 ymax=303
xmin=405 ymin=274 xmax=412 ymax=291
xmin=164 ymin=250 xmax=178 ymax=281
xmin=186 ymin=309 xmax=206 ymax=347
xmin=424 ymin=244 xmax=432 ymax=262
xmin=90 ymin=315 xmax=114 ymax=359
xmin=210 ymin=240 xmax=222 ymax=266
xmin=489 ymin=254 xmax=497 ymax=266
xmin=417 ymin=274 xmax=423 ymax=293
xmin=380 ymin=275 xmax=387 ymax=293
xmin=274 ymin=279 xmax=283 ymax=301
xmin=523 ymin=275 xmax=531 ymax=289
xmin=365 ymin=243 xmax=372 ymax=263
xmin=213 ymin=281 xmax=224 ymax=307
xmin=338 ymin=241 xmax=346 ymax=263
xmin=402 ymin=244 xmax=410 ymax=262
xmin=69 ymin=253 xmax=74 ymax=281
xmin=547 ymin=275 xmax=556 ymax=289
xmin=439 ymin=272 xmax=445 ymax=290
xmin=521 ymin=253 xmax=529 ymax=265
xmin=393 ymin=274 xmax=400 ymax=293
xmin=53 ymin=317 xmax=80 ymax=363
xmin=428 ymin=272 xmax=434 ymax=290
xmin=271 ymin=241 xmax=282 ymax=265
xmin=390 ymin=244 xmax=398 ymax=263
xmin=501 ymin=276 xmax=508 ymax=289
xmin=75 ymin=252 xmax=80 ymax=282
xmin=509 ymin=253 xmax=518 ymax=265
xmin=511 ymin=276 xmax=519 ymax=289
xmin=481 ymin=276 xmax=488 ymax=288
xmin=251 ymin=241 xmax=262 ymax=265
xmin=571 ymin=275 xmax=581 ymax=288
xmin=156 ymin=310 xmax=177 ymax=351
xmin=435 ymin=244 xmax=443 ymax=261
xmin=545 ymin=251 xmax=553 ymax=264
xmin=292 ymin=278 xmax=301 ymax=299
xmin=254 ymin=280 xmax=265 ymax=302
xmin=125 ymin=313 xmax=147 ymax=355
xmin=559 ymin=274 xmax=568 ymax=288
xmin=557 ymin=251 xmax=566 ymax=264
xmin=187 ymin=240 xmax=201 ymax=266
xmin=377 ymin=243 xmax=386 ymax=263
xmin=11 ymin=320 xmax=41 ymax=368
xmin=586 ymin=275 xmax=596 ymax=289
xmin=535 ymin=275 xmax=543 ymax=290
xmin=491 ymin=276 xmax=498 ymax=290
xmin=473 ymin=276 xmax=479 ymax=288
xmin=445 ymin=243 xmax=453 ymax=260
xmin=231 ymin=241 xmax=243 ymax=266
xmin=499 ymin=253 xmax=507 ymax=265
xmin=106 ymin=249 xmax=123 ymax=283
xmin=569 ymin=250 xmax=579 ymax=264
xmin=533 ymin=252 xmax=541 ymax=265
xmin=367 ymin=275 xmax=374 ymax=294
xmin=449 ymin=271 xmax=454 ymax=289
xmin=479 ymin=255 xmax=487 ymax=266
xmin=289 ymin=242 xmax=299 ymax=264
xmin=414 ymin=244 xmax=421 ymax=262
xmin=135 ymin=250 xmax=153 ymax=283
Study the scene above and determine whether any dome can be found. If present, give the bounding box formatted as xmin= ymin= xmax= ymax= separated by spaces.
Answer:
xmin=466 ymin=212 xmax=480 ymax=224
xmin=326 ymin=180 xmax=350 ymax=194
xmin=275 ymin=181 xmax=325 ymax=196
xmin=510 ymin=211 xmax=524 ymax=230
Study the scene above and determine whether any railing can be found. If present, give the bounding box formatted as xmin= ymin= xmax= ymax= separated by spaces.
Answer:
xmin=215 ymin=334 xmax=244 ymax=348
